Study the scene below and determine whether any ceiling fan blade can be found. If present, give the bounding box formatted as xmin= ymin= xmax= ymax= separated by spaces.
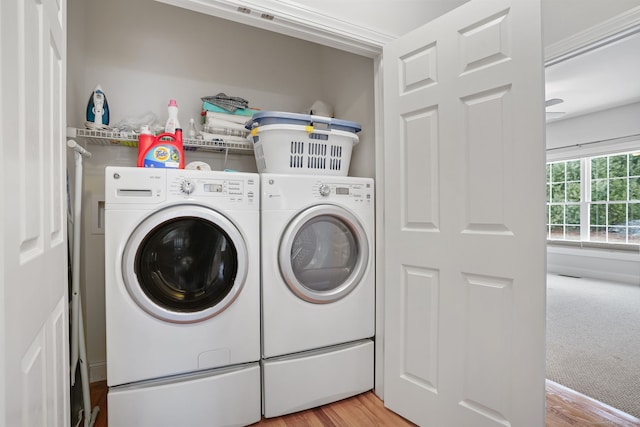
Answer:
xmin=545 ymin=98 xmax=564 ymax=108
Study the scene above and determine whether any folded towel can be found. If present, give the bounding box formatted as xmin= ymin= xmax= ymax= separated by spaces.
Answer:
xmin=202 ymin=101 xmax=258 ymax=117
xmin=201 ymin=93 xmax=248 ymax=112
xmin=205 ymin=118 xmax=249 ymax=131
xmin=203 ymin=125 xmax=248 ymax=138
xmin=204 ymin=111 xmax=252 ymax=125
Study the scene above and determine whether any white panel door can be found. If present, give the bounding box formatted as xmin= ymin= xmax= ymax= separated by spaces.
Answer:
xmin=383 ymin=0 xmax=546 ymax=425
xmin=1 ymin=0 xmax=69 ymax=426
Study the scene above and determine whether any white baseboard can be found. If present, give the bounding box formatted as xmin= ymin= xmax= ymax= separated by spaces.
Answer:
xmin=547 ymin=245 xmax=640 ymax=285
xmin=89 ymin=360 xmax=107 ymax=383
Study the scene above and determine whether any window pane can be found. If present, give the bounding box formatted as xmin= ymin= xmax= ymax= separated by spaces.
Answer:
xmin=629 ymin=177 xmax=640 ymax=200
xmin=609 ymin=178 xmax=627 ymax=201
xmin=566 ymin=205 xmax=580 ymax=225
xmin=546 ymin=164 xmax=551 ymax=182
xmin=608 ymin=226 xmax=626 ymax=243
xmin=551 ymin=163 xmax=565 ymax=182
xmin=546 ymin=184 xmax=551 ymax=203
xmin=566 ymin=160 xmax=580 ymax=181
xmin=629 ymin=203 xmax=640 ymax=222
xmin=591 ymin=157 xmax=607 ymax=179
xmin=550 ymin=205 xmax=564 ymax=224
xmin=590 ymin=204 xmax=606 ymax=226
xmin=591 ymin=179 xmax=608 ymax=201
xmin=630 ymin=154 xmax=640 ymax=176
xmin=552 ymin=183 xmax=565 ymax=203
xmin=590 ymin=226 xmax=606 ymax=242
xmin=608 ymin=203 xmax=626 ymax=225
xmin=550 ymin=225 xmax=564 ymax=239
xmin=629 ymin=227 xmax=640 ymax=244
xmin=567 ymin=181 xmax=580 ymax=202
xmin=609 ymin=154 xmax=627 ymax=178
xmin=566 ymin=226 xmax=580 ymax=240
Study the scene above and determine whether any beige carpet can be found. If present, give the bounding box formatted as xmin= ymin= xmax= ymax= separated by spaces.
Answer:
xmin=546 ymin=274 xmax=640 ymax=418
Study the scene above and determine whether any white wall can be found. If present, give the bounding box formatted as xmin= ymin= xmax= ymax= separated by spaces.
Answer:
xmin=69 ymin=0 xmax=375 ymax=381
xmin=547 ymin=244 xmax=640 ymax=285
xmin=546 ymin=101 xmax=640 ymax=152
xmin=546 ymin=101 xmax=640 ymax=285
xmin=541 ymin=0 xmax=640 ymax=46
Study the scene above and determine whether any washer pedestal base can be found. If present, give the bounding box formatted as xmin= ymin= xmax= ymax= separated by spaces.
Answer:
xmin=262 ymin=339 xmax=374 ymax=418
xmin=108 ymin=363 xmax=261 ymax=427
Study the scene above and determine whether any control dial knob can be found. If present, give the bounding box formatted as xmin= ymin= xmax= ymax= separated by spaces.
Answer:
xmin=180 ymin=179 xmax=195 ymax=195
xmin=318 ymin=184 xmax=331 ymax=197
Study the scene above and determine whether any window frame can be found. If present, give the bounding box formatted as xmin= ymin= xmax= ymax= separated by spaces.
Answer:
xmin=546 ymin=147 xmax=640 ymax=248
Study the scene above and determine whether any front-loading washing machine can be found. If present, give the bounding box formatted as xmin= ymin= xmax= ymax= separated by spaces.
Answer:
xmin=260 ymin=173 xmax=375 ymax=417
xmin=105 ymin=166 xmax=260 ymax=426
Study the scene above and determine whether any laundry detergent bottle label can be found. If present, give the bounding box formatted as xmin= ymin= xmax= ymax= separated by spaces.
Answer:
xmin=138 ymin=129 xmax=184 ymax=169
xmin=142 ymin=145 xmax=182 ymax=168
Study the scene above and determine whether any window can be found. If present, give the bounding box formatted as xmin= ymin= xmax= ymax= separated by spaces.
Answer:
xmin=546 ymin=150 xmax=640 ymax=245
xmin=547 ymin=160 xmax=581 ymax=240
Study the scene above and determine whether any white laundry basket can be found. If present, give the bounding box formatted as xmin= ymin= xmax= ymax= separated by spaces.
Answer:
xmin=247 ymin=111 xmax=360 ymax=176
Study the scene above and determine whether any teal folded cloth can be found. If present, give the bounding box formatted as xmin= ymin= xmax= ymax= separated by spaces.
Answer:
xmin=201 ymin=93 xmax=248 ymax=112
xmin=202 ymin=101 xmax=258 ymax=117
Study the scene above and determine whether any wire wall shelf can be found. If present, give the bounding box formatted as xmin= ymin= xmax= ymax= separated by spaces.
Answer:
xmin=67 ymin=127 xmax=254 ymax=155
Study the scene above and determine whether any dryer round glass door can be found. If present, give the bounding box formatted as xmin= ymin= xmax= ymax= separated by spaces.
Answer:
xmin=279 ymin=205 xmax=369 ymax=303
xmin=122 ymin=205 xmax=248 ymax=323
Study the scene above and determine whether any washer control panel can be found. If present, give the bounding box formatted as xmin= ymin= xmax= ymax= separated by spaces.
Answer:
xmin=169 ymin=176 xmax=246 ymax=196
xmin=318 ymin=184 xmax=331 ymax=197
xmin=105 ymin=166 xmax=258 ymax=207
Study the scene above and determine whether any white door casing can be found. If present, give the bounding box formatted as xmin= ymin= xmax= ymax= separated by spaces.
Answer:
xmin=383 ymin=0 xmax=546 ymax=425
xmin=1 ymin=0 xmax=69 ymax=426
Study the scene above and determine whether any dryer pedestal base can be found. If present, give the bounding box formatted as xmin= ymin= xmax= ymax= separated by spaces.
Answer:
xmin=108 ymin=363 xmax=261 ymax=427
xmin=262 ymin=339 xmax=374 ymax=418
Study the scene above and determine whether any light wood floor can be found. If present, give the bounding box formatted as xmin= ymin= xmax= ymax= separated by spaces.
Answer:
xmin=89 ymin=379 xmax=640 ymax=426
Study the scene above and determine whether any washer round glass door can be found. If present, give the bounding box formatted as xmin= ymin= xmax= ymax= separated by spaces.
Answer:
xmin=122 ymin=205 xmax=248 ymax=323
xmin=279 ymin=204 xmax=369 ymax=303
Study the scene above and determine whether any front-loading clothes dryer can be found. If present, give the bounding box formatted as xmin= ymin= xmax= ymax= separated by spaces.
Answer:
xmin=260 ymin=173 xmax=375 ymax=417
xmin=105 ymin=167 xmax=260 ymax=426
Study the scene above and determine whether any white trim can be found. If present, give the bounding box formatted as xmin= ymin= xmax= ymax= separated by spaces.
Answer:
xmin=89 ymin=360 xmax=107 ymax=383
xmin=546 ymin=134 xmax=640 ymax=162
xmin=545 ymin=6 xmax=640 ymax=65
xmin=373 ymin=53 xmax=384 ymax=400
xmin=547 ymin=244 xmax=640 ymax=286
xmin=548 ymin=240 xmax=640 ymax=253
xmin=154 ymin=0 xmax=389 ymax=57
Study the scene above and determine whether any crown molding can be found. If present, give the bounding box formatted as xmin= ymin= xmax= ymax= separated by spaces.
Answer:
xmin=155 ymin=0 xmax=391 ymax=57
xmin=545 ymin=6 xmax=640 ymax=66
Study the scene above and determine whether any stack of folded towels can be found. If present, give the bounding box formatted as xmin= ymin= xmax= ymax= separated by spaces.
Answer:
xmin=200 ymin=93 xmax=260 ymax=143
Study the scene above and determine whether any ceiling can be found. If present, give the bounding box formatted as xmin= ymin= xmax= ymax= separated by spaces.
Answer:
xmin=291 ymin=0 xmax=640 ymax=123
xmin=544 ymin=30 xmax=640 ymax=122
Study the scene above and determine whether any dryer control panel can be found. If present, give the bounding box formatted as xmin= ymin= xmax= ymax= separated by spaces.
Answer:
xmin=311 ymin=181 xmax=372 ymax=205
xmin=261 ymin=173 xmax=373 ymax=211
